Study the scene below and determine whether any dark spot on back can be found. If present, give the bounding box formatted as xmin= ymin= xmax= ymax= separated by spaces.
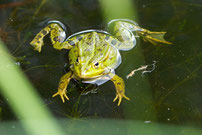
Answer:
xmin=97 ymin=48 xmax=102 ymax=51
xmin=117 ymin=82 xmax=121 ymax=85
xmin=105 ymin=35 xmax=110 ymax=41
xmin=118 ymin=43 xmax=122 ymax=47
xmin=68 ymin=40 xmax=75 ymax=45
xmin=87 ymin=41 xmax=93 ymax=45
xmin=85 ymin=49 xmax=90 ymax=52
xmin=109 ymin=57 xmax=113 ymax=60
xmin=38 ymin=35 xmax=42 ymax=38
xmin=37 ymin=41 xmax=40 ymax=43
xmin=117 ymin=36 xmax=123 ymax=41
xmin=111 ymin=40 xmax=117 ymax=45
xmin=41 ymin=30 xmax=47 ymax=35
xmin=77 ymin=36 xmax=83 ymax=41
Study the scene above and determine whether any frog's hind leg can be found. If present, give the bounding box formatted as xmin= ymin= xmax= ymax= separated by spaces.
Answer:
xmin=107 ymin=20 xmax=137 ymax=51
xmin=30 ymin=20 xmax=72 ymax=52
xmin=107 ymin=19 xmax=172 ymax=50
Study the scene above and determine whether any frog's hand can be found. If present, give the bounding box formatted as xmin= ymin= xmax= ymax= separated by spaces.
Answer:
xmin=30 ymin=20 xmax=72 ymax=52
xmin=109 ymin=73 xmax=130 ymax=106
xmin=52 ymin=71 xmax=73 ymax=102
xmin=138 ymin=29 xmax=172 ymax=45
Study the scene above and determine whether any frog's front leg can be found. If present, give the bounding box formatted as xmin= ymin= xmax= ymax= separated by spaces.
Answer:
xmin=52 ymin=71 xmax=73 ymax=102
xmin=110 ymin=73 xmax=130 ymax=106
xmin=30 ymin=21 xmax=72 ymax=52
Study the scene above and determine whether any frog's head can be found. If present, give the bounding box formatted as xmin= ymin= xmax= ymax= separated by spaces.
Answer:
xmin=68 ymin=33 xmax=121 ymax=79
xmin=69 ymin=46 xmax=111 ymax=79
xmin=69 ymin=56 xmax=110 ymax=79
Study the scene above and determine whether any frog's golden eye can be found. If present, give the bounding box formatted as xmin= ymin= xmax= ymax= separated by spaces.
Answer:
xmin=76 ymin=58 xmax=79 ymax=63
xmin=94 ymin=62 xmax=99 ymax=67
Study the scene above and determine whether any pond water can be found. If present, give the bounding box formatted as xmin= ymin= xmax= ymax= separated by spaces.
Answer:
xmin=0 ymin=0 xmax=201 ymax=134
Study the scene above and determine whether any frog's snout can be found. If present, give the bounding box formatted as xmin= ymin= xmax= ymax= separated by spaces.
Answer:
xmin=74 ymin=68 xmax=102 ymax=79
xmin=79 ymin=68 xmax=92 ymax=78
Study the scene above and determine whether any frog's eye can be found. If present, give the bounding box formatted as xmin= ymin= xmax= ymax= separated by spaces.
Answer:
xmin=76 ymin=58 xmax=79 ymax=63
xmin=94 ymin=62 xmax=99 ymax=67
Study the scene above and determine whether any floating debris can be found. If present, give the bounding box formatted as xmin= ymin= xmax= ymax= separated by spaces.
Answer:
xmin=126 ymin=61 xmax=156 ymax=79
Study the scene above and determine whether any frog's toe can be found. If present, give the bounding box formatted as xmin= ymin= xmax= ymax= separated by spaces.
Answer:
xmin=113 ymin=93 xmax=130 ymax=106
xmin=113 ymin=94 xmax=122 ymax=106
xmin=52 ymin=91 xmax=69 ymax=103
xmin=113 ymin=95 xmax=118 ymax=102
xmin=123 ymin=95 xmax=130 ymax=100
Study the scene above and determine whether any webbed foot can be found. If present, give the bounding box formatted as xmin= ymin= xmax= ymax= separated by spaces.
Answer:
xmin=138 ymin=29 xmax=172 ymax=45
xmin=113 ymin=92 xmax=130 ymax=106
xmin=52 ymin=90 xmax=69 ymax=103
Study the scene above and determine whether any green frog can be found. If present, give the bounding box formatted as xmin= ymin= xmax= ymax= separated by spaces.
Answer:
xmin=30 ymin=19 xmax=171 ymax=106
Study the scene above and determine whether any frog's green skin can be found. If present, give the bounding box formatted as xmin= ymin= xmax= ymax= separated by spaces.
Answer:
xmin=30 ymin=19 xmax=171 ymax=106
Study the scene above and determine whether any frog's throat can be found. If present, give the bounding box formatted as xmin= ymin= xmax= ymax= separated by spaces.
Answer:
xmin=73 ymin=72 xmax=104 ymax=80
xmin=72 ymin=67 xmax=111 ymax=80
xmin=73 ymin=69 xmax=115 ymax=86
